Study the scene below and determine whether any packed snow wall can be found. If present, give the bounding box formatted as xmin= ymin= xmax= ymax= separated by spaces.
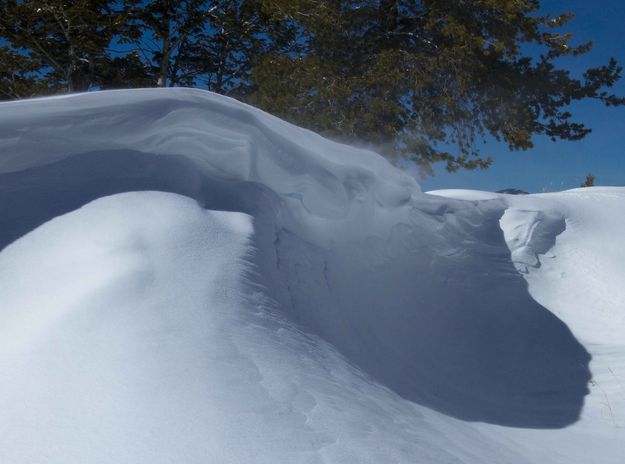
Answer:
xmin=0 ymin=89 xmax=590 ymax=429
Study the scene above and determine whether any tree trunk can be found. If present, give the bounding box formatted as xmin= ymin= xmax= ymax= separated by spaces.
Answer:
xmin=158 ymin=17 xmax=171 ymax=87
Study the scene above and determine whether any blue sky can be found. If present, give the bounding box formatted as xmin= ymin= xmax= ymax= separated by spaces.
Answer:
xmin=420 ymin=0 xmax=625 ymax=193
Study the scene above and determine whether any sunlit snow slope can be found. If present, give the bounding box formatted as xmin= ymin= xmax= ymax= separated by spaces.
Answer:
xmin=0 ymin=89 xmax=624 ymax=463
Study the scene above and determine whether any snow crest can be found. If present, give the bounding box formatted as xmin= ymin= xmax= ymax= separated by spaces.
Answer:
xmin=1 ymin=89 xmax=624 ymax=463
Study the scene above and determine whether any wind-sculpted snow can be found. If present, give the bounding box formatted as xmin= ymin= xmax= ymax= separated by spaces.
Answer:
xmin=0 ymin=89 xmax=415 ymax=222
xmin=0 ymin=89 xmax=623 ymax=463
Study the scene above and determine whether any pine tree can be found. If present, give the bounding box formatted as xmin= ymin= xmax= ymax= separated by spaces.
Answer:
xmin=120 ymin=0 xmax=291 ymax=95
xmin=0 ymin=1 xmax=290 ymax=97
xmin=0 ymin=0 xmax=124 ymax=94
xmin=98 ymin=53 xmax=155 ymax=90
xmin=119 ymin=0 xmax=211 ymax=88
xmin=173 ymin=0 xmax=293 ymax=96
xmin=252 ymin=0 xmax=625 ymax=174
xmin=581 ymin=174 xmax=595 ymax=187
xmin=0 ymin=46 xmax=49 ymax=99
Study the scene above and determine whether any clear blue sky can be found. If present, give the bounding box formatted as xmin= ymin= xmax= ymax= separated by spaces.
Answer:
xmin=420 ymin=0 xmax=625 ymax=193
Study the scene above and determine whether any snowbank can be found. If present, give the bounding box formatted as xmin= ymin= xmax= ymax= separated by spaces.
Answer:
xmin=0 ymin=89 xmax=623 ymax=463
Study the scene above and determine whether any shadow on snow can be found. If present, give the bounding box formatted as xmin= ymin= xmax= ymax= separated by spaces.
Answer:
xmin=0 ymin=149 xmax=591 ymax=429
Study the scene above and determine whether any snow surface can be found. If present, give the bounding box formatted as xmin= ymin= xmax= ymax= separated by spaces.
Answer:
xmin=0 ymin=89 xmax=624 ymax=463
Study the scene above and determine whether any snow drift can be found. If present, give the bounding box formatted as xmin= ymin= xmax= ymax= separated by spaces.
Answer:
xmin=0 ymin=89 xmax=623 ymax=463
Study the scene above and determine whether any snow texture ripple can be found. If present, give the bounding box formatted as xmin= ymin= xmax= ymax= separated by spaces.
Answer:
xmin=0 ymin=89 xmax=624 ymax=463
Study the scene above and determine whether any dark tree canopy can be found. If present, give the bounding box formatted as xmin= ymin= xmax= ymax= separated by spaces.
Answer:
xmin=0 ymin=0 xmax=124 ymax=94
xmin=0 ymin=45 xmax=49 ymax=99
xmin=0 ymin=0 xmax=288 ymax=96
xmin=1 ymin=0 xmax=623 ymax=173
xmin=581 ymin=173 xmax=595 ymax=187
xmin=118 ymin=0 xmax=291 ymax=95
xmin=251 ymin=0 xmax=625 ymax=174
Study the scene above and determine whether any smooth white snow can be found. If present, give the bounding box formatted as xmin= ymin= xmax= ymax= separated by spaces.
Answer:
xmin=0 ymin=89 xmax=624 ymax=463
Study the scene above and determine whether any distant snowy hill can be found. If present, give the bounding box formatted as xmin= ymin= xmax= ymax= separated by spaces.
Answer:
xmin=0 ymin=89 xmax=623 ymax=463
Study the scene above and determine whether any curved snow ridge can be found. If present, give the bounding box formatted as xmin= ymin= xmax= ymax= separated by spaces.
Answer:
xmin=0 ymin=90 xmax=595 ymax=429
xmin=0 ymin=191 xmax=522 ymax=464
xmin=432 ymin=188 xmax=625 ymax=460
xmin=1 ymin=90 xmax=624 ymax=462
xmin=0 ymin=88 xmax=417 ymax=224
xmin=508 ymin=188 xmax=625 ymax=346
xmin=499 ymin=208 xmax=566 ymax=273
